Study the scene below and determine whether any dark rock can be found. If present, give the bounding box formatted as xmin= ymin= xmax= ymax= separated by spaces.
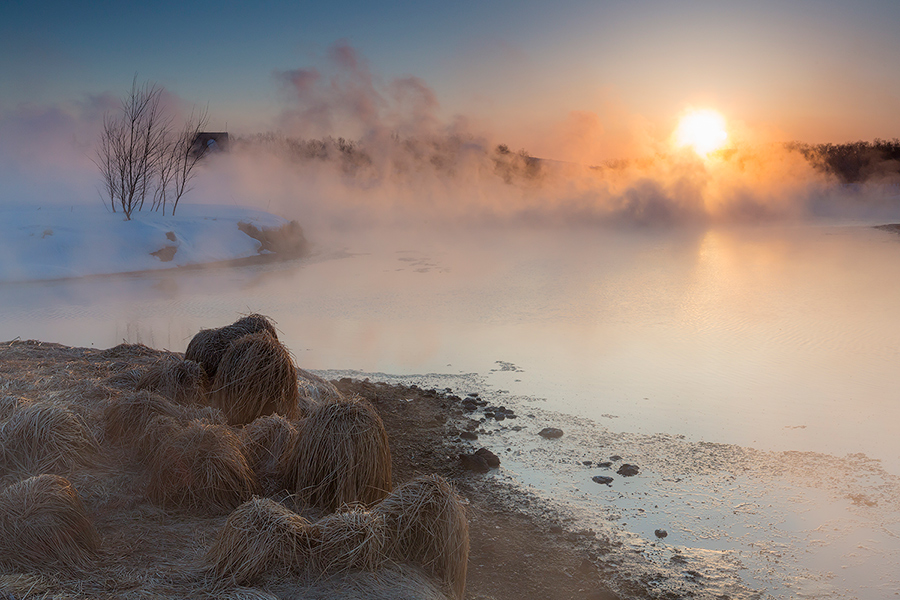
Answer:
xmin=468 ymin=392 xmax=479 ymax=398
xmin=538 ymin=427 xmax=564 ymax=439
xmin=460 ymin=431 xmax=478 ymax=440
xmin=582 ymin=460 xmax=592 ymax=466
xmin=610 ymin=455 xmax=623 ymax=461
xmin=506 ymin=414 xmax=517 ymax=419
xmin=494 ymin=413 xmax=506 ymax=421
xmin=484 ymin=411 xmax=495 ymax=419
xmin=459 ymin=453 xmax=490 ymax=473
xmin=592 ymin=475 xmax=614 ymax=485
xmin=617 ymin=464 xmax=639 ymax=477
xmin=655 ymin=529 xmax=668 ymax=539
xmin=474 ymin=447 xmax=501 ymax=468
xmin=596 ymin=461 xmax=613 ymax=468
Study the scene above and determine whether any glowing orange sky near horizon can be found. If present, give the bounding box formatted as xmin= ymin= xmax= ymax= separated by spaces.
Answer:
xmin=3 ymin=0 xmax=900 ymax=167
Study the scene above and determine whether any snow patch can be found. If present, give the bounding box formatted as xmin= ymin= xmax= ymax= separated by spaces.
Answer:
xmin=0 ymin=204 xmax=291 ymax=282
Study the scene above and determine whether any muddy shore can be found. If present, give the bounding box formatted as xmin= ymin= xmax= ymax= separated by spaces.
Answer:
xmin=0 ymin=339 xmax=624 ymax=600
xmin=334 ymin=377 xmax=623 ymax=600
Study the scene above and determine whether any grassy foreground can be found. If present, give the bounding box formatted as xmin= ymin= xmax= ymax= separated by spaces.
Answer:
xmin=0 ymin=337 xmax=620 ymax=600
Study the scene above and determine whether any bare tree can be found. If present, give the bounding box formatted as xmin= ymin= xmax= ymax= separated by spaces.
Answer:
xmin=95 ymin=78 xmax=171 ymax=219
xmin=97 ymin=78 xmax=210 ymax=219
xmin=152 ymin=107 xmax=208 ymax=215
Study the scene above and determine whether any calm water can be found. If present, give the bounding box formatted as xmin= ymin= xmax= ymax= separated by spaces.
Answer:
xmin=3 ymin=222 xmax=900 ymax=597
xmin=3 ymin=222 xmax=899 ymax=469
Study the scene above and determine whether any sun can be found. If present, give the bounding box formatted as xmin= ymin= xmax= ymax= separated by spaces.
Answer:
xmin=674 ymin=109 xmax=728 ymax=157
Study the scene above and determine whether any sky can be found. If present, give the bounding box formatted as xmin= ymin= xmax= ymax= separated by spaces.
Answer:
xmin=2 ymin=0 xmax=900 ymax=160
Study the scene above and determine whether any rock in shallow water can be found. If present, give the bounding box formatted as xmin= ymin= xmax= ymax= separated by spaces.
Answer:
xmin=538 ymin=427 xmax=564 ymax=439
xmin=617 ymin=464 xmax=639 ymax=477
xmin=592 ymin=475 xmax=614 ymax=485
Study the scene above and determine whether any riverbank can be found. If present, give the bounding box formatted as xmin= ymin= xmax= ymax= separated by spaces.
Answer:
xmin=0 ymin=339 xmax=620 ymax=600
xmin=0 ymin=205 xmax=307 ymax=283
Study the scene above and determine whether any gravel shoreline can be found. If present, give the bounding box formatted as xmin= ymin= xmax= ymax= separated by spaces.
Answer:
xmin=333 ymin=377 xmax=623 ymax=600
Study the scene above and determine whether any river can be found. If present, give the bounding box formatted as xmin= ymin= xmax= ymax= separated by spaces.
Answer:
xmin=2 ymin=221 xmax=899 ymax=598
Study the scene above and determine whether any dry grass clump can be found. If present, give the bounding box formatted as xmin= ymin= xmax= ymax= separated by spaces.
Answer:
xmin=0 ymin=401 xmax=100 ymax=476
xmin=206 ymin=476 xmax=468 ymax=599
xmin=184 ymin=314 xmax=278 ymax=380
xmin=104 ymin=390 xmax=182 ymax=444
xmin=303 ymin=508 xmax=387 ymax=575
xmin=373 ymin=475 xmax=469 ymax=600
xmin=232 ymin=313 xmax=279 ymax=339
xmin=241 ymin=414 xmax=299 ymax=493
xmin=136 ymin=356 xmax=208 ymax=405
xmin=103 ymin=390 xmax=224 ymax=449
xmin=208 ymin=332 xmax=300 ymax=426
xmin=286 ymin=397 xmax=391 ymax=512
xmin=184 ymin=327 xmax=232 ymax=380
xmin=205 ymin=496 xmax=310 ymax=585
xmin=104 ymin=367 xmax=144 ymax=389
xmin=0 ymin=474 xmax=100 ymax=568
xmin=146 ymin=420 xmax=257 ymax=512
xmin=0 ymin=395 xmax=27 ymax=421
xmin=207 ymin=502 xmax=386 ymax=584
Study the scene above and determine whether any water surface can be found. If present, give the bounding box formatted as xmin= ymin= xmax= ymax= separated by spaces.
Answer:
xmin=3 ymin=222 xmax=900 ymax=597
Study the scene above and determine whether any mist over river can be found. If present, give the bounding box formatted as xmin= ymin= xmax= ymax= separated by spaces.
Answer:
xmin=3 ymin=221 xmax=900 ymax=469
xmin=3 ymin=220 xmax=900 ymax=598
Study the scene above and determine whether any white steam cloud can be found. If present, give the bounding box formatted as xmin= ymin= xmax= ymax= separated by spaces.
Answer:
xmin=3 ymin=42 xmax=899 ymax=232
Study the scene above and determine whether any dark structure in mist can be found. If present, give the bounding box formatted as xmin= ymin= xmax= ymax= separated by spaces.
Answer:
xmin=191 ymin=132 xmax=230 ymax=157
xmin=789 ymin=139 xmax=900 ymax=183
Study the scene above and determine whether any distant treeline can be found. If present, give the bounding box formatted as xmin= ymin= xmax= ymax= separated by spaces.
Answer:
xmin=231 ymin=133 xmax=542 ymax=185
xmin=788 ymin=139 xmax=900 ymax=183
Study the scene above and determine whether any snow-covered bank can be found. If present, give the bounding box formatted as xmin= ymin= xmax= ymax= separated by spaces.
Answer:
xmin=0 ymin=204 xmax=296 ymax=282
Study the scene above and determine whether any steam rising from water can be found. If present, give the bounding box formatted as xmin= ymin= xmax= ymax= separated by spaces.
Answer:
xmin=2 ymin=41 xmax=899 ymax=232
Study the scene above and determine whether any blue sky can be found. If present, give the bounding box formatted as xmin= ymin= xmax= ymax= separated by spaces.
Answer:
xmin=3 ymin=0 xmax=900 ymax=149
